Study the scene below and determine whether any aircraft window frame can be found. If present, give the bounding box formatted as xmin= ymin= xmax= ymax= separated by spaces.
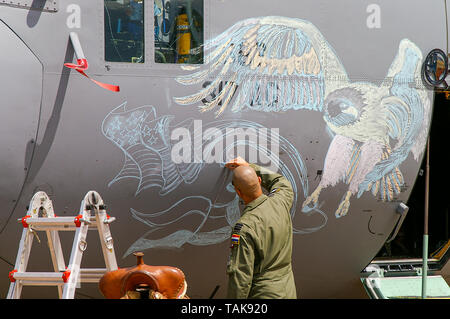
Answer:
xmin=153 ymin=0 xmax=205 ymax=65
xmin=104 ymin=0 xmax=147 ymax=65
xmin=102 ymin=0 xmax=208 ymax=70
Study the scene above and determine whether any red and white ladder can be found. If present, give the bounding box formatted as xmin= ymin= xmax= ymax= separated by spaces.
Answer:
xmin=7 ymin=191 xmax=118 ymax=299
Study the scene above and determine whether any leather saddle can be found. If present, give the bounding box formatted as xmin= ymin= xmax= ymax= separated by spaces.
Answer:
xmin=99 ymin=252 xmax=188 ymax=299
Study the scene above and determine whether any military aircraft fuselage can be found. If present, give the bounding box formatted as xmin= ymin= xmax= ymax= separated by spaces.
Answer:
xmin=0 ymin=0 xmax=448 ymax=298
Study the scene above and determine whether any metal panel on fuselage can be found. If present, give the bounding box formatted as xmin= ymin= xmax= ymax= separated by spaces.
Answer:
xmin=0 ymin=19 xmax=41 ymax=242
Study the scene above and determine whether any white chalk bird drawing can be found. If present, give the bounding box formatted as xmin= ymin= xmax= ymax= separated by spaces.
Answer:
xmin=174 ymin=16 xmax=431 ymax=218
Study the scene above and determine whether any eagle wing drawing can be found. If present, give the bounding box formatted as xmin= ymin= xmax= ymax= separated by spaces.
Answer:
xmin=174 ymin=16 xmax=349 ymax=116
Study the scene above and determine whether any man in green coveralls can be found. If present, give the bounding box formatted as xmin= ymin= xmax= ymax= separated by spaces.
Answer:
xmin=225 ymin=157 xmax=297 ymax=299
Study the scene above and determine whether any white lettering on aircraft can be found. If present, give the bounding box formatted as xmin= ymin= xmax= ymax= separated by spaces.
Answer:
xmin=366 ymin=4 xmax=381 ymax=29
xmin=66 ymin=4 xmax=81 ymax=29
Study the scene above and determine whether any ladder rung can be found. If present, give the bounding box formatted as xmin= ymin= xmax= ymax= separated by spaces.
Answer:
xmin=22 ymin=217 xmax=78 ymax=226
xmin=80 ymin=268 xmax=107 ymax=274
xmin=31 ymin=225 xmax=98 ymax=232
xmin=12 ymin=269 xmax=109 ymax=285
xmin=18 ymin=216 xmax=99 ymax=230
xmin=79 ymin=268 xmax=108 ymax=283
xmin=12 ymin=272 xmax=67 ymax=285
xmin=18 ymin=281 xmax=64 ymax=287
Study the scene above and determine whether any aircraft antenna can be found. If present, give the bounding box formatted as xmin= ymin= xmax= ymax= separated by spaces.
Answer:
xmin=422 ymin=136 xmax=430 ymax=298
xmin=445 ymin=0 xmax=448 ymax=56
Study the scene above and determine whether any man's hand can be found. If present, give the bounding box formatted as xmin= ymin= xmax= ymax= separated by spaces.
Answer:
xmin=225 ymin=156 xmax=249 ymax=170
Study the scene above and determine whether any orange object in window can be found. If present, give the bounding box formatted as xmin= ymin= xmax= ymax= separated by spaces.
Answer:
xmin=176 ymin=13 xmax=191 ymax=63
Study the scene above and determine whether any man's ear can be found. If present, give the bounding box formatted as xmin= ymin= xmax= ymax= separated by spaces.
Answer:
xmin=258 ymin=176 xmax=262 ymax=184
xmin=235 ymin=187 xmax=243 ymax=199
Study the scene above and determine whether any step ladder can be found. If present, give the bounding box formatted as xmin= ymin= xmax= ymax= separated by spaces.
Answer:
xmin=7 ymin=191 xmax=118 ymax=299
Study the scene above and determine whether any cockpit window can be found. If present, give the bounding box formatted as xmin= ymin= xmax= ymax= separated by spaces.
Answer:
xmin=154 ymin=0 xmax=204 ymax=64
xmin=104 ymin=0 xmax=144 ymax=63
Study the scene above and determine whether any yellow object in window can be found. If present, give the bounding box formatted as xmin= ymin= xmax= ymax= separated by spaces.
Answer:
xmin=176 ymin=13 xmax=191 ymax=63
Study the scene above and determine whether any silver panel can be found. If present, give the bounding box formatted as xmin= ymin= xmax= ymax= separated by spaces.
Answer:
xmin=0 ymin=20 xmax=41 ymax=233
xmin=0 ymin=0 xmax=58 ymax=12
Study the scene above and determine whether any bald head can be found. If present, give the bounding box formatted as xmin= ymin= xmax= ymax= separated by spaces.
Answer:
xmin=232 ymin=166 xmax=262 ymax=202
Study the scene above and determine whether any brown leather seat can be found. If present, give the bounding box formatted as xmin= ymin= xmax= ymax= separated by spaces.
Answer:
xmin=99 ymin=252 xmax=188 ymax=299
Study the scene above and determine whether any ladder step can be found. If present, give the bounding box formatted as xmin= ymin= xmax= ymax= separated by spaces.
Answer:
xmin=11 ymin=272 xmax=69 ymax=286
xmin=79 ymin=268 xmax=108 ymax=283
xmin=80 ymin=268 xmax=108 ymax=275
xmin=11 ymin=268 xmax=109 ymax=285
xmin=19 ymin=216 xmax=98 ymax=231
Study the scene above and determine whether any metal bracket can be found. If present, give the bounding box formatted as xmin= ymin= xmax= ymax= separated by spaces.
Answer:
xmin=386 ymin=202 xmax=409 ymax=243
xmin=105 ymin=236 xmax=114 ymax=250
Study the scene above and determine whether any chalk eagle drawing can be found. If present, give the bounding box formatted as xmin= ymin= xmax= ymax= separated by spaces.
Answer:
xmin=174 ymin=16 xmax=431 ymax=218
xmin=121 ymin=118 xmax=327 ymax=254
